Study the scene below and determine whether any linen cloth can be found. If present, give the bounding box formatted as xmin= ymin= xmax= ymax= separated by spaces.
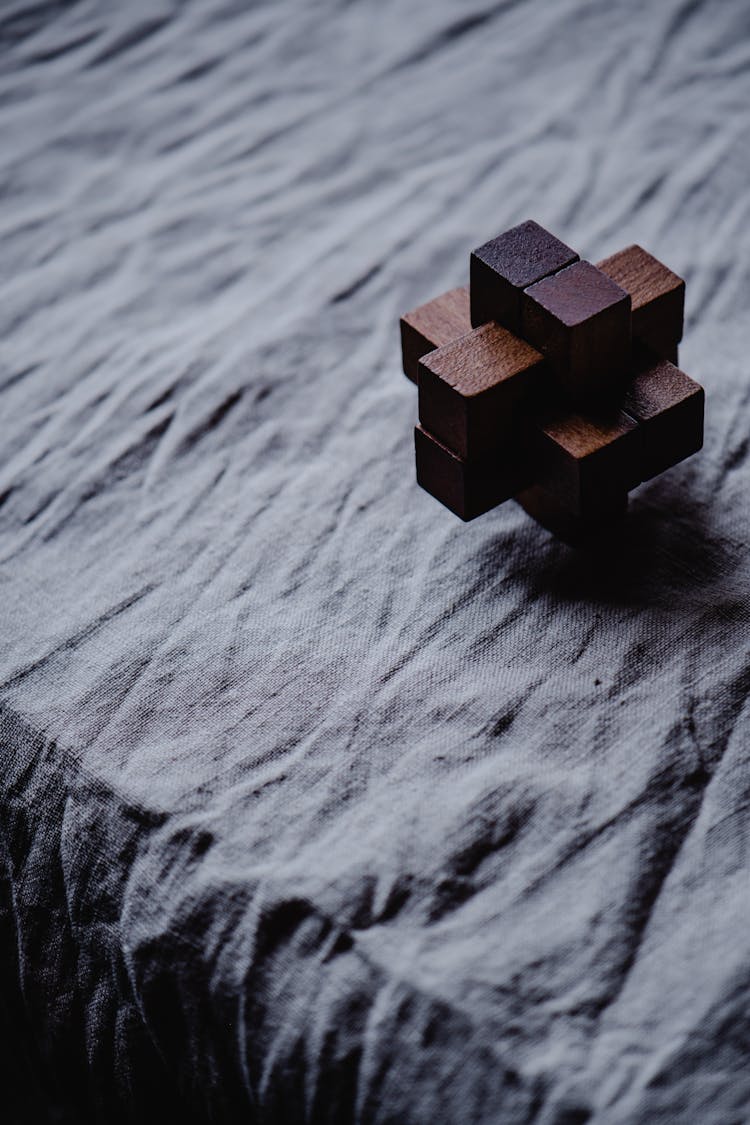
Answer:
xmin=1 ymin=1 xmax=750 ymax=1121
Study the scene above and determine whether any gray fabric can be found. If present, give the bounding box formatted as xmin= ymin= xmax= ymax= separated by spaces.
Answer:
xmin=1 ymin=1 xmax=749 ymax=1121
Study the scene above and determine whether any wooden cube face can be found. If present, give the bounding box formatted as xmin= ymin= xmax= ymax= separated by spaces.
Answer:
xmin=597 ymin=245 xmax=684 ymax=358
xmin=623 ymin=351 xmax=704 ymax=480
xmin=400 ymin=287 xmax=471 ymax=383
xmin=417 ymin=323 xmax=545 ymax=460
xmin=531 ymin=403 xmax=641 ymax=517
xmin=522 ymin=261 xmax=631 ymax=403
xmin=470 ymin=220 xmax=578 ymax=333
xmin=516 ymin=484 xmax=628 ymax=545
xmin=415 ymin=426 xmax=531 ymax=521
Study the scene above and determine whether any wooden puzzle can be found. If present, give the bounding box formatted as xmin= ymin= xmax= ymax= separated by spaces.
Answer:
xmin=400 ymin=221 xmax=704 ymax=543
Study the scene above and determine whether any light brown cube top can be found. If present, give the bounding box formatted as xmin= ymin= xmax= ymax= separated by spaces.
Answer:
xmin=597 ymin=245 xmax=683 ymax=314
xmin=401 ymin=287 xmax=471 ymax=351
xmin=539 ymin=407 xmax=637 ymax=460
xmin=420 ymin=322 xmax=544 ymax=398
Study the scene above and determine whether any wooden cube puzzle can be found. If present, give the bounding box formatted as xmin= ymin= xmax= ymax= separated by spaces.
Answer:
xmin=400 ymin=221 xmax=704 ymax=543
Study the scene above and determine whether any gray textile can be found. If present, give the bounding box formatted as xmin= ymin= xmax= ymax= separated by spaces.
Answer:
xmin=1 ymin=1 xmax=749 ymax=1121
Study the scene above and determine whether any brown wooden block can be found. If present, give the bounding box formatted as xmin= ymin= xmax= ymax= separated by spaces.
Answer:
xmin=400 ymin=287 xmax=471 ymax=383
xmin=516 ymin=484 xmax=628 ymax=546
xmin=623 ymin=349 xmax=704 ymax=480
xmin=530 ymin=400 xmax=641 ymax=517
xmin=417 ymin=322 xmax=546 ymax=460
xmin=414 ymin=425 xmax=531 ymax=521
xmin=597 ymin=245 xmax=684 ymax=357
xmin=470 ymin=220 xmax=578 ymax=333
xmin=522 ymin=260 xmax=631 ymax=404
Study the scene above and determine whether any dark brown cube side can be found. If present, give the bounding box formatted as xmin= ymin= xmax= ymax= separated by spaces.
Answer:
xmin=623 ymin=350 xmax=704 ymax=480
xmin=597 ymin=245 xmax=684 ymax=358
xmin=516 ymin=484 xmax=628 ymax=546
xmin=522 ymin=260 xmax=631 ymax=403
xmin=530 ymin=403 xmax=641 ymax=517
xmin=470 ymin=220 xmax=578 ymax=332
xmin=415 ymin=426 xmax=531 ymax=521
xmin=400 ymin=287 xmax=471 ymax=383
xmin=418 ymin=322 xmax=546 ymax=460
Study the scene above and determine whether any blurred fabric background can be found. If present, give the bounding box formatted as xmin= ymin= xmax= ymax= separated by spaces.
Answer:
xmin=1 ymin=1 xmax=749 ymax=1121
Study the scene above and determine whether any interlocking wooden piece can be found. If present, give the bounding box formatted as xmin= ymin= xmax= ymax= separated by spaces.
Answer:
xmin=417 ymin=323 xmax=546 ymax=460
xmin=400 ymin=287 xmax=471 ymax=383
xmin=470 ymin=220 xmax=578 ymax=333
xmin=400 ymin=222 xmax=704 ymax=541
xmin=623 ymin=348 xmax=704 ymax=480
xmin=415 ymin=425 xmax=531 ymax=521
xmin=597 ymin=245 xmax=684 ymax=359
xmin=531 ymin=400 xmax=641 ymax=517
xmin=400 ymin=258 xmax=677 ymax=387
xmin=522 ymin=260 xmax=631 ymax=403
xmin=515 ymin=485 xmax=628 ymax=546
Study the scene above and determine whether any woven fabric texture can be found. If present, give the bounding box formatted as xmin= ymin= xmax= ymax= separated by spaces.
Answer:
xmin=1 ymin=1 xmax=749 ymax=1121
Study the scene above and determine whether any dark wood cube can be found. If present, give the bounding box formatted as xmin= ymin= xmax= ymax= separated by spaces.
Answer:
xmin=418 ymin=322 xmax=546 ymax=460
xmin=597 ymin=245 xmax=684 ymax=359
xmin=530 ymin=401 xmax=641 ymax=517
xmin=623 ymin=349 xmax=704 ymax=480
xmin=516 ymin=484 xmax=628 ymax=545
xmin=400 ymin=287 xmax=471 ymax=383
xmin=470 ymin=220 xmax=578 ymax=333
xmin=414 ymin=425 xmax=531 ymax=521
xmin=522 ymin=260 xmax=631 ymax=403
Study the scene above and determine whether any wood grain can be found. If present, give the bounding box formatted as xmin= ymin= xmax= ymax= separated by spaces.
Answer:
xmin=522 ymin=260 xmax=631 ymax=404
xmin=415 ymin=425 xmax=532 ymax=521
xmin=470 ymin=220 xmax=578 ymax=333
xmin=530 ymin=399 xmax=641 ymax=516
xmin=418 ymin=322 xmax=545 ymax=460
xmin=400 ymin=287 xmax=471 ymax=383
xmin=597 ymin=245 xmax=684 ymax=358
xmin=402 ymin=245 xmax=700 ymax=532
xmin=623 ymin=348 xmax=704 ymax=480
